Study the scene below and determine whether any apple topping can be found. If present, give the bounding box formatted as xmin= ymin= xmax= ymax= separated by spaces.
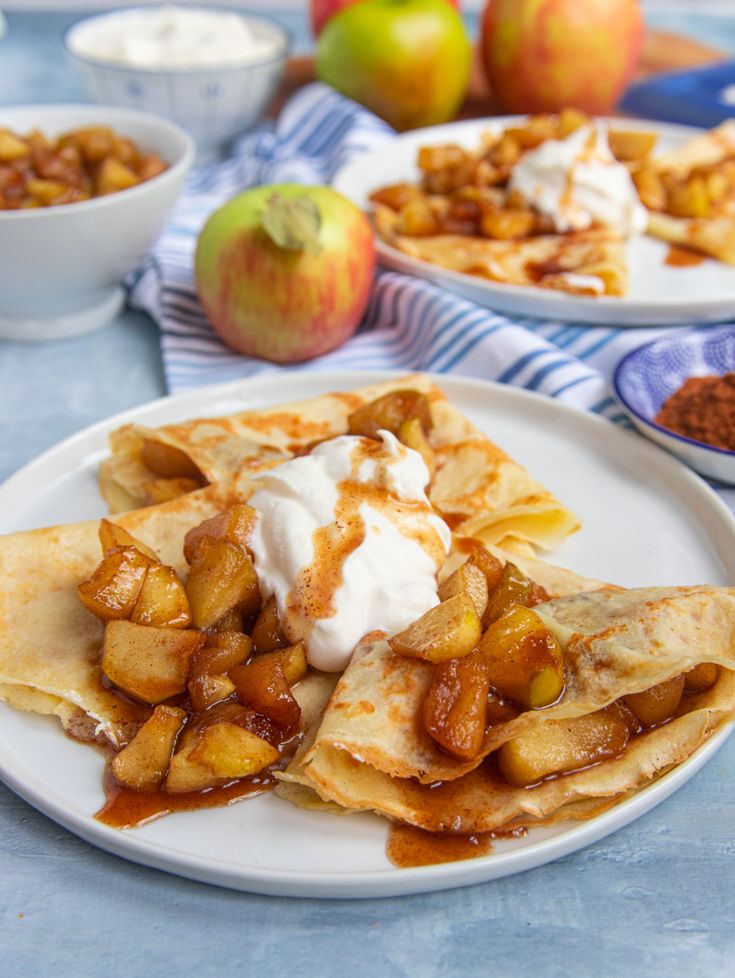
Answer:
xmin=438 ymin=561 xmax=489 ymax=621
xmin=347 ymin=389 xmax=433 ymax=441
xmin=81 ymin=509 xmax=322 ymax=810
xmin=211 ymin=606 xmax=245 ymax=633
xmin=423 ymin=651 xmax=490 ymax=760
xmin=623 ymin=674 xmax=685 ymax=728
xmin=397 ymin=416 xmax=436 ymax=480
xmin=185 ymin=537 xmax=260 ymax=628
xmin=230 ymin=653 xmax=301 ymax=731
xmin=111 ymin=705 xmax=187 ymax=792
xmin=142 ymin=477 xmax=203 ymax=506
xmin=251 ymin=595 xmax=286 ymax=653
xmin=187 ymin=632 xmax=252 ymax=711
xmin=389 ymin=593 xmax=482 ymax=664
xmin=466 ymin=547 xmax=505 ymax=600
xmin=98 ymin=518 xmax=158 ymax=560
xmin=165 ymin=723 xmax=279 ymax=793
xmin=279 ymin=642 xmax=309 ymax=687
xmin=78 ymin=545 xmax=156 ymax=621
xmin=497 ymin=705 xmax=631 ymax=788
xmin=130 ymin=563 xmax=192 ymax=628
xmin=478 ymin=606 xmax=565 ymax=710
xmin=483 ymin=560 xmax=548 ymax=626
xmin=183 ymin=503 xmax=257 ymax=564
xmin=102 ymin=620 xmax=205 ymax=704
xmin=684 ymin=662 xmax=719 ymax=692
xmin=140 ymin=438 xmax=205 ymax=482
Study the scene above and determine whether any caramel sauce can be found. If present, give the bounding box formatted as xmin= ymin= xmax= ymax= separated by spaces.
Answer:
xmin=387 ymin=823 xmax=494 ymax=867
xmin=665 ymin=244 xmax=705 ymax=267
xmin=97 ymin=769 xmax=274 ymax=829
xmin=525 ymin=257 xmax=567 ymax=283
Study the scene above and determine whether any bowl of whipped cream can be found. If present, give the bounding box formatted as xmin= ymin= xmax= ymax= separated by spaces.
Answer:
xmin=65 ymin=5 xmax=290 ymax=159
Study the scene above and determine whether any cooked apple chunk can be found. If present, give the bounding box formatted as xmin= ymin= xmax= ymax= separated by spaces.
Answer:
xmin=185 ymin=538 xmax=260 ymax=628
xmin=187 ymin=632 xmax=251 ymax=711
xmin=251 ymin=595 xmax=285 ymax=653
xmin=347 ymin=389 xmax=433 ymax=440
xmin=165 ymin=723 xmax=278 ymax=792
xmin=111 ymin=705 xmax=186 ymax=791
xmin=143 ymin=476 xmax=202 ymax=506
xmin=78 ymin=545 xmax=154 ymax=620
xmin=478 ymin=606 xmax=564 ymax=709
xmin=140 ymin=438 xmax=205 ymax=481
xmin=98 ymin=518 xmax=158 ymax=560
xmin=438 ymin=562 xmax=489 ymax=620
xmin=398 ymin=417 xmax=436 ymax=479
xmin=280 ymin=642 xmax=308 ymax=687
xmin=211 ymin=606 xmax=245 ymax=633
xmin=483 ymin=561 xmax=542 ymax=626
xmin=188 ymin=673 xmax=237 ymax=712
xmin=389 ymin=594 xmax=482 ymax=663
xmin=466 ymin=547 xmax=504 ymax=595
xmin=102 ymin=620 xmax=205 ymax=703
xmin=684 ymin=662 xmax=719 ymax=692
xmin=497 ymin=705 xmax=631 ymax=787
xmin=130 ymin=564 xmax=192 ymax=628
xmin=623 ymin=674 xmax=685 ymax=727
xmin=183 ymin=503 xmax=257 ymax=564
xmin=230 ymin=654 xmax=301 ymax=730
xmin=203 ymin=631 xmax=253 ymax=671
xmin=608 ymin=129 xmax=657 ymax=162
xmin=423 ymin=651 xmax=490 ymax=759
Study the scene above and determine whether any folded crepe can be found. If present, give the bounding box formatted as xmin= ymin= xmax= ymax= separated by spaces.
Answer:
xmin=645 ymin=121 xmax=735 ymax=264
xmin=0 ymin=482 xmax=337 ymax=749
xmin=374 ymin=205 xmax=628 ymax=296
xmin=278 ymin=585 xmax=735 ymax=833
xmin=0 ymin=486 xmax=232 ymax=746
xmin=99 ymin=375 xmax=580 ymax=554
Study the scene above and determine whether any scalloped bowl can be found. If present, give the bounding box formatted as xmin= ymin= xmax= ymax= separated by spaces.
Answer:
xmin=64 ymin=9 xmax=290 ymax=160
xmin=613 ymin=327 xmax=735 ymax=485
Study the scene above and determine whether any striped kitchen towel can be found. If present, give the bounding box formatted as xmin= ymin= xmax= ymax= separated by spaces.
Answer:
xmin=128 ymin=81 xmax=706 ymax=427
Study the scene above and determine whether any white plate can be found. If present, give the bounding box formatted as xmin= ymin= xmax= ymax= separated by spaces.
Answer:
xmin=333 ymin=117 xmax=735 ymax=327
xmin=1 ymin=371 xmax=733 ymax=898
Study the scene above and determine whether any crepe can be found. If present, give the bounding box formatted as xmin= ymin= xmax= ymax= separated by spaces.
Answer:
xmin=278 ymin=585 xmax=735 ymax=833
xmin=100 ymin=374 xmax=580 ymax=554
xmin=643 ymin=121 xmax=735 ymax=264
xmin=374 ymin=205 xmax=628 ymax=296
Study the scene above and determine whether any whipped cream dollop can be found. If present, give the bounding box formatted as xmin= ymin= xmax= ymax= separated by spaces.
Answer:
xmin=248 ymin=431 xmax=451 ymax=672
xmin=69 ymin=7 xmax=281 ymax=69
xmin=509 ymin=124 xmax=648 ymax=236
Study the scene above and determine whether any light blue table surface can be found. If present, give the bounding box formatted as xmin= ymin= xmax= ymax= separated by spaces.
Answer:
xmin=2 ymin=9 xmax=735 ymax=978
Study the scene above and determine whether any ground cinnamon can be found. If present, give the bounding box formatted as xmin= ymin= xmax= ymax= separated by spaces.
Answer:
xmin=655 ymin=373 xmax=735 ymax=451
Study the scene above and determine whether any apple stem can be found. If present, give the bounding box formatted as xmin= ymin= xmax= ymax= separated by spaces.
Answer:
xmin=260 ymin=194 xmax=323 ymax=256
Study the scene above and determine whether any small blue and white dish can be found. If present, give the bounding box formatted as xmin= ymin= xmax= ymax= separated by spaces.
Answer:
xmin=613 ymin=326 xmax=735 ymax=485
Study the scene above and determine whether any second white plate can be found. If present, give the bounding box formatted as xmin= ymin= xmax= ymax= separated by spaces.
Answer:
xmin=1 ymin=371 xmax=734 ymax=897
xmin=333 ymin=117 xmax=735 ymax=326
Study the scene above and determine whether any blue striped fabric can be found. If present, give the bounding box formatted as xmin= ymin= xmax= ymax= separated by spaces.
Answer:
xmin=128 ymin=81 xmax=714 ymax=432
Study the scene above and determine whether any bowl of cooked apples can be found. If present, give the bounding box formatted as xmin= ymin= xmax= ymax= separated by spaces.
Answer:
xmin=0 ymin=103 xmax=194 ymax=341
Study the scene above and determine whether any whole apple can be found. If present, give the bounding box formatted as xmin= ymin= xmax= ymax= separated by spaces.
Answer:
xmin=316 ymin=0 xmax=471 ymax=131
xmin=311 ymin=0 xmax=460 ymax=38
xmin=481 ymin=0 xmax=644 ymax=115
xmin=195 ymin=185 xmax=375 ymax=364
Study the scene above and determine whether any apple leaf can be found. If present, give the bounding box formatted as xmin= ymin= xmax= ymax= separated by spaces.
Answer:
xmin=260 ymin=194 xmax=323 ymax=256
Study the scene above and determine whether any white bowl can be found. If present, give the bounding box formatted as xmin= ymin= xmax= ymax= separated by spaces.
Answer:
xmin=0 ymin=104 xmax=193 ymax=341
xmin=64 ymin=8 xmax=290 ymax=159
xmin=613 ymin=326 xmax=735 ymax=485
